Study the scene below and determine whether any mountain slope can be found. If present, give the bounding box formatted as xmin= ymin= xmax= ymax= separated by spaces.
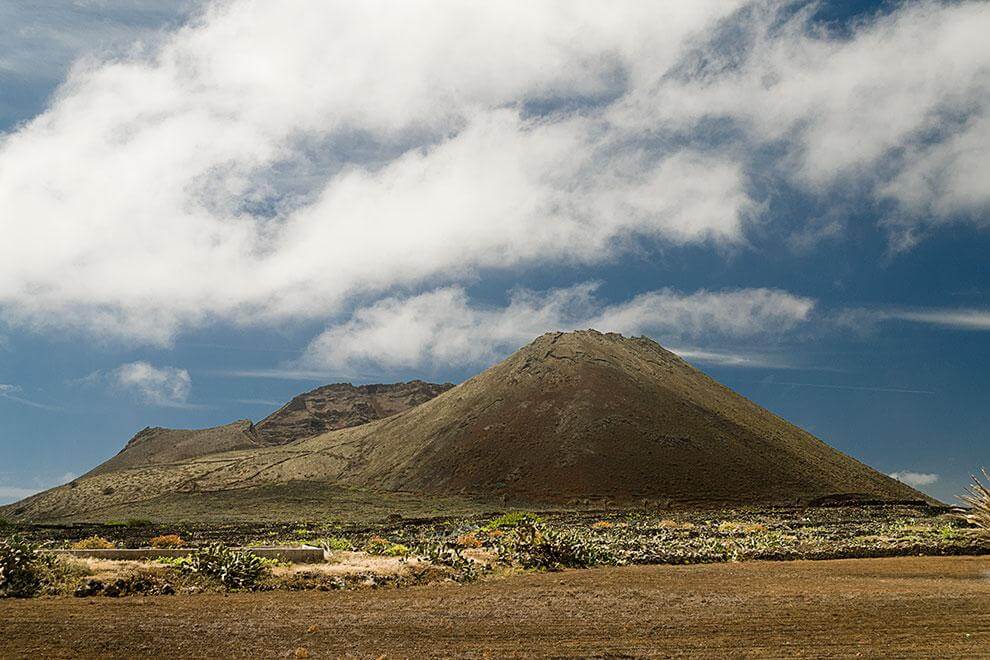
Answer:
xmin=80 ymin=380 xmax=453 ymax=479
xmin=83 ymin=421 xmax=263 ymax=477
xmin=3 ymin=331 xmax=927 ymax=521
xmin=255 ymin=380 xmax=454 ymax=445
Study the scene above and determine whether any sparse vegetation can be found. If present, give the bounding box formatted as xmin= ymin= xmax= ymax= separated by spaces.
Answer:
xmin=484 ymin=512 xmax=541 ymax=530
xmin=70 ymin=536 xmax=115 ymax=550
xmin=717 ymin=521 xmax=768 ymax=535
xmin=497 ymin=521 xmax=616 ymax=570
xmin=104 ymin=518 xmax=152 ymax=528
xmin=320 ymin=536 xmax=353 ymax=552
xmin=421 ymin=541 xmax=481 ymax=582
xmin=363 ymin=535 xmax=410 ymax=556
xmin=181 ymin=544 xmax=269 ymax=590
xmin=150 ymin=534 xmax=185 ymax=548
xmin=1 ymin=536 xmax=45 ymax=597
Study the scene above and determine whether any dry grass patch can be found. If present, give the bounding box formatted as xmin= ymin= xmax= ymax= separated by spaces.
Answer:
xmin=70 ymin=536 xmax=115 ymax=550
xmin=149 ymin=534 xmax=184 ymax=548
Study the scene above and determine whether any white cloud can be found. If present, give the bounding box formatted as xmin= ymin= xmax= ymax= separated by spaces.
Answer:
xmin=843 ymin=307 xmax=990 ymax=332
xmin=0 ymin=1 xmax=746 ymax=345
xmin=620 ymin=0 xmax=990 ymax=244
xmin=110 ymin=361 xmax=192 ymax=407
xmin=889 ymin=471 xmax=939 ymax=487
xmin=300 ymin=284 xmax=813 ymax=372
xmin=0 ymin=1 xmax=985 ymax=345
xmin=887 ymin=309 xmax=990 ymax=331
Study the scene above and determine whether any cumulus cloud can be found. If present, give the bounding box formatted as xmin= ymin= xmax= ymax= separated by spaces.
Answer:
xmin=0 ymin=0 xmax=986 ymax=345
xmin=889 ymin=471 xmax=939 ymax=487
xmin=300 ymin=284 xmax=814 ymax=372
xmin=110 ymin=361 xmax=192 ymax=407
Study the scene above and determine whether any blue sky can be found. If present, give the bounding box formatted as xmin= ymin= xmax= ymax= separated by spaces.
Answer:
xmin=1 ymin=0 xmax=988 ymax=505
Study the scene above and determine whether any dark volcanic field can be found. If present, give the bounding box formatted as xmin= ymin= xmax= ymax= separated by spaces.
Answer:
xmin=3 ymin=556 xmax=988 ymax=658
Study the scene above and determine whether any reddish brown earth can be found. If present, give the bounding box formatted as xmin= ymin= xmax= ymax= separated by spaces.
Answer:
xmin=2 ymin=556 xmax=988 ymax=658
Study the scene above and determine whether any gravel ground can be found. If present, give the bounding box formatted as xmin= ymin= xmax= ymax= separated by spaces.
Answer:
xmin=2 ymin=555 xmax=988 ymax=658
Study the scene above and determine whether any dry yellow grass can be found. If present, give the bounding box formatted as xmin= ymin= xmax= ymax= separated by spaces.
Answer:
xmin=70 ymin=536 xmax=115 ymax=549
xmin=149 ymin=534 xmax=184 ymax=548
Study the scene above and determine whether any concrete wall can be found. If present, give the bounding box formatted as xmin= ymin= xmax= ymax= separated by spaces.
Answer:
xmin=54 ymin=546 xmax=326 ymax=563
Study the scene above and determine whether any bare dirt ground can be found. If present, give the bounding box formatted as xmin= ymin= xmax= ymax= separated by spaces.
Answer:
xmin=2 ymin=556 xmax=988 ymax=658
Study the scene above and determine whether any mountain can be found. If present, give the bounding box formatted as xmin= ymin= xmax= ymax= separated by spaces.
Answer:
xmin=84 ymin=421 xmax=263 ymax=477
xmin=255 ymin=380 xmax=454 ymax=445
xmin=2 ymin=331 xmax=928 ymax=521
xmin=79 ymin=380 xmax=453 ymax=478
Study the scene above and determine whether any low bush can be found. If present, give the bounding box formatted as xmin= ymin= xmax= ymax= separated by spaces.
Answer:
xmin=70 ymin=536 xmax=115 ymax=550
xmin=2 ymin=536 xmax=91 ymax=598
xmin=149 ymin=534 xmax=185 ymax=548
xmin=363 ymin=535 xmax=391 ymax=555
xmin=0 ymin=536 xmax=44 ymax=597
xmin=384 ymin=543 xmax=410 ymax=557
xmin=320 ymin=536 xmax=353 ymax=552
xmin=483 ymin=512 xmax=541 ymax=530
xmin=421 ymin=541 xmax=480 ymax=582
xmin=181 ymin=544 xmax=269 ymax=590
xmin=498 ymin=521 xmax=616 ymax=570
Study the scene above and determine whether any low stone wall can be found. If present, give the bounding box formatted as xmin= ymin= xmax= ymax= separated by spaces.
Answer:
xmin=54 ymin=546 xmax=326 ymax=563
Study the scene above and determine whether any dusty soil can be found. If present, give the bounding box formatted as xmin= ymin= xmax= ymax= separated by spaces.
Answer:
xmin=2 ymin=556 xmax=988 ymax=658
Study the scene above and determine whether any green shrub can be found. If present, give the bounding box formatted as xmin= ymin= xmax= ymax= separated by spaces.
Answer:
xmin=0 ymin=536 xmax=44 ymax=597
xmin=320 ymin=537 xmax=353 ymax=552
xmin=384 ymin=543 xmax=409 ymax=557
xmin=181 ymin=544 xmax=269 ymax=590
xmin=421 ymin=541 xmax=480 ymax=582
xmin=363 ymin=535 xmax=392 ymax=555
xmin=500 ymin=521 xmax=615 ymax=570
xmin=484 ymin=512 xmax=541 ymax=530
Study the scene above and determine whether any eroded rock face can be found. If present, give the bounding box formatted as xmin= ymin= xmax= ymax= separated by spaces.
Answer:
xmin=255 ymin=380 xmax=454 ymax=445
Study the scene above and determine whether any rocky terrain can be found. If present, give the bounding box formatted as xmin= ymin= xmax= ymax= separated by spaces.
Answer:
xmin=80 ymin=381 xmax=452 ymax=478
xmin=2 ymin=330 xmax=928 ymax=522
xmin=255 ymin=380 xmax=453 ymax=445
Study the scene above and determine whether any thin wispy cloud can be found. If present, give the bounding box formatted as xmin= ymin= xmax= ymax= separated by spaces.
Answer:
xmin=761 ymin=380 xmax=935 ymax=395
xmin=0 ymin=384 xmax=62 ymax=411
xmin=885 ymin=309 xmax=990 ymax=331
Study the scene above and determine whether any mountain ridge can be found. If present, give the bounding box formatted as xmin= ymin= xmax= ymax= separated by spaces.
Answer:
xmin=2 ymin=330 xmax=930 ymax=521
